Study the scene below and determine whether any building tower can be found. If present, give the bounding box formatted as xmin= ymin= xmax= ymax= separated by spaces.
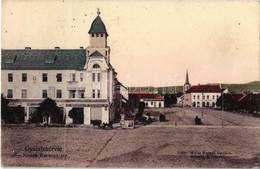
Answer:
xmin=183 ymin=70 xmax=191 ymax=93
xmin=87 ymin=8 xmax=110 ymax=63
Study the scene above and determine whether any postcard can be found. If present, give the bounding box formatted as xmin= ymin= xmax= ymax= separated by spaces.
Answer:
xmin=1 ymin=0 xmax=259 ymax=168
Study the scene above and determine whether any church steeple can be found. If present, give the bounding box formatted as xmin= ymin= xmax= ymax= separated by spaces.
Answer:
xmin=185 ymin=69 xmax=189 ymax=84
xmin=183 ymin=69 xmax=191 ymax=93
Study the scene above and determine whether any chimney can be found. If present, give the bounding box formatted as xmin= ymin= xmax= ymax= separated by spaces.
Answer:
xmin=25 ymin=47 xmax=31 ymax=49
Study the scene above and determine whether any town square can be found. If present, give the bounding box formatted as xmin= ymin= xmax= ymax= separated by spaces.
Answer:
xmin=1 ymin=1 xmax=259 ymax=168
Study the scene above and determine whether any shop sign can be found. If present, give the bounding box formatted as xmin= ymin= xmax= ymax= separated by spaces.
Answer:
xmin=66 ymin=104 xmax=108 ymax=107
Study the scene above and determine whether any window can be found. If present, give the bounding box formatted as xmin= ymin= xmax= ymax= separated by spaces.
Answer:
xmin=217 ymin=95 xmax=219 ymax=98
xmin=22 ymin=73 xmax=27 ymax=82
xmin=97 ymin=73 xmax=100 ymax=82
xmin=69 ymin=73 xmax=76 ymax=81
xmin=56 ymin=73 xmax=62 ymax=82
xmin=80 ymin=73 xmax=83 ymax=82
xmin=92 ymin=34 xmax=94 ymax=37
xmin=193 ymin=102 xmax=196 ymax=107
xmin=151 ymin=102 xmax=153 ymax=105
xmin=92 ymin=90 xmax=95 ymax=98
xmin=97 ymin=90 xmax=100 ymax=98
xmin=8 ymin=73 xmax=13 ymax=82
xmin=105 ymin=51 xmax=107 ymax=56
xmin=193 ymin=95 xmax=195 ymax=99
xmin=42 ymin=90 xmax=47 ymax=98
xmin=197 ymin=95 xmax=200 ymax=99
xmin=56 ymin=90 xmax=62 ymax=98
xmin=96 ymin=33 xmax=99 ymax=37
xmin=7 ymin=89 xmax=13 ymax=98
xmin=72 ymin=74 xmax=76 ymax=82
xmin=69 ymin=90 xmax=76 ymax=98
xmin=79 ymin=91 xmax=85 ymax=98
xmin=213 ymin=95 xmax=215 ymax=99
xmin=197 ymin=102 xmax=200 ymax=107
xmin=92 ymin=73 xmax=95 ymax=82
xmin=42 ymin=73 xmax=48 ymax=82
xmin=207 ymin=95 xmax=209 ymax=99
xmin=202 ymin=95 xmax=205 ymax=99
xmin=21 ymin=89 xmax=27 ymax=98
xmin=93 ymin=64 xmax=100 ymax=69
xmin=101 ymin=34 xmax=103 ymax=37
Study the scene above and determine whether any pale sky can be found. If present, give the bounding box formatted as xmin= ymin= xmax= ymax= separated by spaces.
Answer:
xmin=2 ymin=0 xmax=259 ymax=87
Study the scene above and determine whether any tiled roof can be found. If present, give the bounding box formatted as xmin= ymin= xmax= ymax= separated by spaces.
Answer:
xmin=231 ymin=94 xmax=244 ymax=102
xmin=88 ymin=16 xmax=108 ymax=36
xmin=1 ymin=49 xmax=86 ymax=70
xmin=238 ymin=93 xmax=260 ymax=103
xmin=129 ymin=92 xmax=163 ymax=100
xmin=186 ymin=84 xmax=224 ymax=93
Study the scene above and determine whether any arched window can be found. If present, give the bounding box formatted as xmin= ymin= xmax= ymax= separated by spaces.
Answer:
xmin=93 ymin=64 xmax=100 ymax=69
xmin=193 ymin=102 xmax=196 ymax=107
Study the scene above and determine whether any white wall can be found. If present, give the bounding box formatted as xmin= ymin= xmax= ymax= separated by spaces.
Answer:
xmin=1 ymin=69 xmax=89 ymax=99
xmin=142 ymin=99 xmax=164 ymax=108
xmin=190 ymin=92 xmax=222 ymax=107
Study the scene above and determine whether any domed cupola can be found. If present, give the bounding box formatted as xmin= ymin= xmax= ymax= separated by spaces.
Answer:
xmin=88 ymin=9 xmax=108 ymax=36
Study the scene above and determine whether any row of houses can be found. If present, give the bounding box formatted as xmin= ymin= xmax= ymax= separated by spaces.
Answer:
xmin=181 ymin=71 xmax=259 ymax=113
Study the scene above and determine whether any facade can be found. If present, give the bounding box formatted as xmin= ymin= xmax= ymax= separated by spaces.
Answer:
xmin=1 ymin=11 xmax=127 ymax=124
xmin=183 ymin=84 xmax=228 ymax=107
xmin=129 ymin=92 xmax=164 ymax=108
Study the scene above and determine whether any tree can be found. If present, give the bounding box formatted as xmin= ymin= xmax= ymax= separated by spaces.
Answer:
xmin=216 ymin=93 xmax=235 ymax=111
xmin=1 ymin=94 xmax=10 ymax=123
xmin=38 ymin=98 xmax=60 ymax=126
xmin=135 ymin=102 xmax=145 ymax=119
xmin=164 ymin=94 xmax=178 ymax=107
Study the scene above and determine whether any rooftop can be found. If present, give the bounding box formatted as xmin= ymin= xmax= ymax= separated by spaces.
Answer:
xmin=1 ymin=49 xmax=86 ymax=70
xmin=88 ymin=15 xmax=108 ymax=36
xmin=186 ymin=84 xmax=226 ymax=93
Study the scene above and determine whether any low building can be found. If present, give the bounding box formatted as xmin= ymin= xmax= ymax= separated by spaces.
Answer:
xmin=184 ymin=84 xmax=228 ymax=107
xmin=129 ymin=92 xmax=164 ymax=108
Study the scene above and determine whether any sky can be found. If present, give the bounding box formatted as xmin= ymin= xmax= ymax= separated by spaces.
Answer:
xmin=1 ymin=0 xmax=259 ymax=87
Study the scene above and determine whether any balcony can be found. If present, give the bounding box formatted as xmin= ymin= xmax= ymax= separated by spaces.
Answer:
xmin=67 ymin=81 xmax=86 ymax=90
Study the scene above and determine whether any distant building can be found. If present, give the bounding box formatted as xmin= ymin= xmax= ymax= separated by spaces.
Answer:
xmin=1 ymin=10 xmax=128 ymax=124
xmin=129 ymin=92 xmax=164 ymax=108
xmin=184 ymin=84 xmax=228 ymax=107
xmin=183 ymin=70 xmax=191 ymax=93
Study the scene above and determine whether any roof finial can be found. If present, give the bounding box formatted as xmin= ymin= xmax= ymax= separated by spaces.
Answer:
xmin=97 ymin=8 xmax=101 ymax=16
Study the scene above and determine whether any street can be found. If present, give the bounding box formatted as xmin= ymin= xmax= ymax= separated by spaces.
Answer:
xmin=1 ymin=107 xmax=260 ymax=167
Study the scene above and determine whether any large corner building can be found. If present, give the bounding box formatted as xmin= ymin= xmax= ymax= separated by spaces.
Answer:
xmin=1 ymin=11 xmax=128 ymax=124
